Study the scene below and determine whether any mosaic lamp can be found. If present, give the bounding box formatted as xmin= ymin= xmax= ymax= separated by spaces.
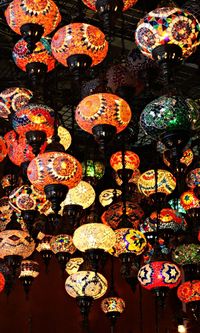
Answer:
xmin=50 ymin=234 xmax=76 ymax=270
xmin=177 ymin=280 xmax=200 ymax=320
xmin=36 ymin=234 xmax=52 ymax=268
xmin=5 ymin=0 xmax=61 ymax=52
xmin=101 ymin=296 xmax=125 ymax=324
xmin=0 ymin=136 xmax=7 ymax=163
xmin=75 ymin=93 xmax=131 ymax=151
xmin=110 ymin=150 xmax=140 ymax=181
xmin=51 ymin=23 xmax=108 ymax=78
xmin=12 ymin=103 xmax=54 ymax=155
xmin=172 ymin=244 xmax=200 ymax=266
xmin=19 ymin=259 xmax=39 ymax=294
xmin=82 ymin=159 xmax=105 ymax=185
xmin=27 ymin=151 xmax=82 ymax=214
xmin=186 ymin=168 xmax=200 ymax=199
xmin=99 ymin=188 xmax=122 ymax=207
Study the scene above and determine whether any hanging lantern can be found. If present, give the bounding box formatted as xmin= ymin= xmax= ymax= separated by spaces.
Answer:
xmin=0 ymin=137 xmax=7 ymax=162
xmin=82 ymin=0 xmax=137 ymax=12
xmin=47 ymin=126 xmax=72 ymax=151
xmin=51 ymin=23 xmax=108 ymax=78
xmin=177 ymin=280 xmax=200 ymax=320
xmin=180 ymin=190 xmax=200 ymax=210
xmin=0 ymin=273 xmax=5 ymax=293
xmin=1 ymin=174 xmax=18 ymax=196
xmin=0 ymin=87 xmax=33 ymax=120
xmin=61 ymin=181 xmax=96 ymax=210
xmin=19 ymin=259 xmax=39 ymax=294
xmin=36 ymin=234 xmax=52 ymax=267
xmin=99 ymin=189 xmax=122 ymax=207
xmin=115 ymin=169 xmax=141 ymax=186
xmin=110 ymin=150 xmax=140 ymax=180
xmin=9 ymin=184 xmax=43 ymax=212
xmin=12 ymin=38 xmax=55 ymax=81
xmin=65 ymin=257 xmax=84 ymax=276
xmin=75 ymin=93 xmax=131 ymax=150
xmin=12 ymin=103 xmax=54 ymax=155
xmin=168 ymin=198 xmax=186 ymax=215
xmin=186 ymin=169 xmax=200 ymax=199
xmin=101 ymin=296 xmax=125 ymax=315
xmin=82 ymin=160 xmax=105 ymax=182
xmin=135 ymin=7 xmax=200 ymax=61
xmin=101 ymin=201 xmax=144 ymax=229
xmin=0 ymin=230 xmax=35 ymax=259
xmin=163 ymin=148 xmax=193 ymax=169
xmin=172 ymin=244 xmax=200 ymax=266
xmin=27 ymin=152 xmax=82 ymax=213
xmin=50 ymin=234 xmax=76 ymax=270
xmin=5 ymin=0 xmax=61 ymax=51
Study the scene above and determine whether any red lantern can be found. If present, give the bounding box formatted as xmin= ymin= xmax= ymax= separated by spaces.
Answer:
xmin=177 ymin=280 xmax=200 ymax=303
xmin=0 ymin=137 xmax=7 ymax=162
xmin=110 ymin=150 xmax=140 ymax=172
xmin=0 ymin=273 xmax=5 ymax=293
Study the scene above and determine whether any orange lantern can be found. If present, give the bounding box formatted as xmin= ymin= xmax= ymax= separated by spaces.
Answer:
xmin=110 ymin=150 xmax=140 ymax=180
xmin=0 ymin=137 xmax=7 ymax=163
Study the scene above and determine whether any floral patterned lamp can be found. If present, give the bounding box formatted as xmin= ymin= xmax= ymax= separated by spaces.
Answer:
xmin=75 ymin=93 xmax=131 ymax=150
xmin=51 ymin=23 xmax=108 ymax=78
xmin=5 ymin=0 xmax=61 ymax=52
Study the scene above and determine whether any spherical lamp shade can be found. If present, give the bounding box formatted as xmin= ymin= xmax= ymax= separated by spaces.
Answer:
xmin=138 ymin=169 xmax=176 ymax=197
xmin=0 ymin=230 xmax=35 ymax=259
xmin=101 ymin=201 xmax=144 ymax=229
xmin=0 ymin=87 xmax=33 ymax=120
xmin=135 ymin=7 xmax=200 ymax=60
xmin=99 ymin=189 xmax=122 ymax=207
xmin=19 ymin=260 xmax=39 ymax=279
xmin=51 ymin=23 xmax=108 ymax=67
xmin=50 ymin=234 xmax=76 ymax=255
xmin=47 ymin=126 xmax=72 ymax=151
xmin=5 ymin=0 xmax=61 ymax=36
xmin=82 ymin=160 xmax=105 ymax=180
xmin=172 ymin=244 xmax=200 ymax=266
xmin=110 ymin=150 xmax=140 ymax=172
xmin=177 ymin=280 xmax=200 ymax=303
xmin=112 ymin=228 xmax=147 ymax=257
xmin=61 ymin=181 xmax=95 ymax=210
xmin=73 ymin=223 xmax=116 ymax=253
xmin=13 ymin=38 xmax=55 ymax=72
xmin=138 ymin=261 xmax=181 ymax=290
xmin=65 ymin=257 xmax=84 ymax=275
xmin=65 ymin=271 xmax=108 ymax=299
xmin=140 ymin=96 xmax=193 ymax=141
xmin=75 ymin=93 xmax=132 ymax=134
xmin=0 ymin=137 xmax=7 ymax=162
xmin=27 ymin=151 xmax=82 ymax=191
xmin=101 ymin=297 xmax=125 ymax=314
xmin=186 ymin=168 xmax=200 ymax=188
xmin=180 ymin=190 xmax=200 ymax=210
xmin=0 ymin=273 xmax=5 ymax=293
xmin=82 ymin=0 xmax=137 ymax=12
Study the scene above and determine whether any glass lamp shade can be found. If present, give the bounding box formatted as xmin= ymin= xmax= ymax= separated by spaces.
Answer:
xmin=186 ymin=168 xmax=200 ymax=188
xmin=115 ymin=169 xmax=141 ymax=186
xmin=101 ymin=297 xmax=125 ymax=314
xmin=0 ymin=87 xmax=33 ymax=120
xmin=75 ymin=93 xmax=132 ymax=134
xmin=111 ymin=228 xmax=147 ymax=257
xmin=180 ymin=190 xmax=200 ymax=210
xmin=51 ymin=23 xmax=108 ymax=67
xmin=47 ymin=126 xmax=72 ymax=151
xmin=73 ymin=223 xmax=116 ymax=253
xmin=110 ymin=150 xmax=140 ymax=172
xmin=138 ymin=169 xmax=176 ymax=197
xmin=101 ymin=201 xmax=144 ymax=229
xmin=36 ymin=234 xmax=52 ymax=252
xmin=82 ymin=0 xmax=138 ymax=12
xmin=65 ymin=270 xmax=108 ymax=299
xmin=5 ymin=0 xmax=61 ymax=36
xmin=13 ymin=38 xmax=55 ymax=72
xmin=99 ymin=189 xmax=122 ymax=207
xmin=140 ymin=96 xmax=193 ymax=141
xmin=168 ymin=198 xmax=186 ymax=215
xmin=0 ymin=230 xmax=35 ymax=259
xmin=163 ymin=148 xmax=193 ymax=168
xmin=141 ymin=208 xmax=187 ymax=233
xmin=138 ymin=261 xmax=181 ymax=290
xmin=19 ymin=260 xmax=39 ymax=278
xmin=135 ymin=7 xmax=200 ymax=60
xmin=61 ymin=181 xmax=95 ymax=210
xmin=177 ymin=280 xmax=200 ymax=303
xmin=0 ymin=197 xmax=13 ymax=231
xmin=0 ymin=137 xmax=7 ymax=162
xmin=12 ymin=103 xmax=54 ymax=139
xmin=5 ymin=130 xmax=47 ymax=166
xmin=50 ymin=234 xmax=76 ymax=255
xmin=172 ymin=244 xmax=200 ymax=266
xmin=82 ymin=160 xmax=105 ymax=180
xmin=0 ymin=273 xmax=5 ymax=293
xmin=66 ymin=257 xmax=84 ymax=275
xmin=27 ymin=151 xmax=82 ymax=192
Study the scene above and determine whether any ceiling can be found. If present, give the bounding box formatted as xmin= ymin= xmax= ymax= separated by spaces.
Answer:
xmin=0 ymin=1 xmax=200 ymax=333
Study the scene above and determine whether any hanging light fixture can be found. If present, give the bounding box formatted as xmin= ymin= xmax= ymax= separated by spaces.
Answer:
xmin=0 ymin=272 xmax=5 ymax=293
xmin=110 ymin=150 xmax=140 ymax=181
xmin=172 ymin=244 xmax=200 ymax=266
xmin=65 ymin=257 xmax=84 ymax=276
xmin=36 ymin=234 xmax=52 ymax=268
xmin=186 ymin=168 xmax=200 ymax=199
xmin=47 ymin=126 xmax=72 ymax=151
xmin=163 ymin=148 xmax=193 ymax=170
xmin=177 ymin=280 xmax=200 ymax=320
xmin=75 ymin=93 xmax=132 ymax=151
xmin=99 ymin=188 xmax=122 ymax=207
xmin=51 ymin=23 xmax=108 ymax=79
xmin=19 ymin=259 xmax=39 ymax=294
xmin=50 ymin=234 xmax=76 ymax=271
xmin=5 ymin=0 xmax=61 ymax=52
xmin=0 ymin=137 xmax=7 ymax=163
xmin=112 ymin=228 xmax=147 ymax=257
xmin=1 ymin=174 xmax=18 ymax=197
xmin=82 ymin=159 xmax=105 ymax=184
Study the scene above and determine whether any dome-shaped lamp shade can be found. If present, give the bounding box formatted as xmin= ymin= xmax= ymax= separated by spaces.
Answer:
xmin=177 ymin=280 xmax=200 ymax=303
xmin=138 ymin=261 xmax=181 ymax=290
xmin=0 ymin=137 xmax=7 ymax=162
xmin=82 ymin=0 xmax=138 ymax=12
xmin=27 ymin=152 xmax=82 ymax=191
xmin=0 ymin=230 xmax=35 ymax=259
xmin=180 ymin=190 xmax=200 ymax=210
xmin=138 ymin=169 xmax=176 ymax=197
xmin=172 ymin=244 xmax=200 ymax=266
xmin=51 ymin=23 xmax=108 ymax=68
xmin=110 ymin=150 xmax=140 ymax=172
xmin=73 ymin=223 xmax=116 ymax=253
xmin=101 ymin=201 xmax=144 ymax=229
xmin=112 ymin=228 xmax=147 ymax=257
xmin=65 ymin=271 xmax=108 ymax=299
xmin=5 ymin=0 xmax=61 ymax=36
xmin=19 ymin=260 xmax=39 ymax=279
xmin=99 ymin=189 xmax=122 ymax=207
xmin=50 ymin=234 xmax=76 ymax=255
xmin=61 ymin=181 xmax=95 ymax=210
xmin=140 ymin=96 xmax=193 ymax=142
xmin=13 ymin=38 xmax=55 ymax=73
xmin=0 ymin=87 xmax=33 ymax=120
xmin=135 ymin=7 xmax=200 ymax=60
xmin=186 ymin=168 xmax=200 ymax=188
xmin=101 ymin=297 xmax=125 ymax=314
xmin=75 ymin=93 xmax=132 ymax=134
